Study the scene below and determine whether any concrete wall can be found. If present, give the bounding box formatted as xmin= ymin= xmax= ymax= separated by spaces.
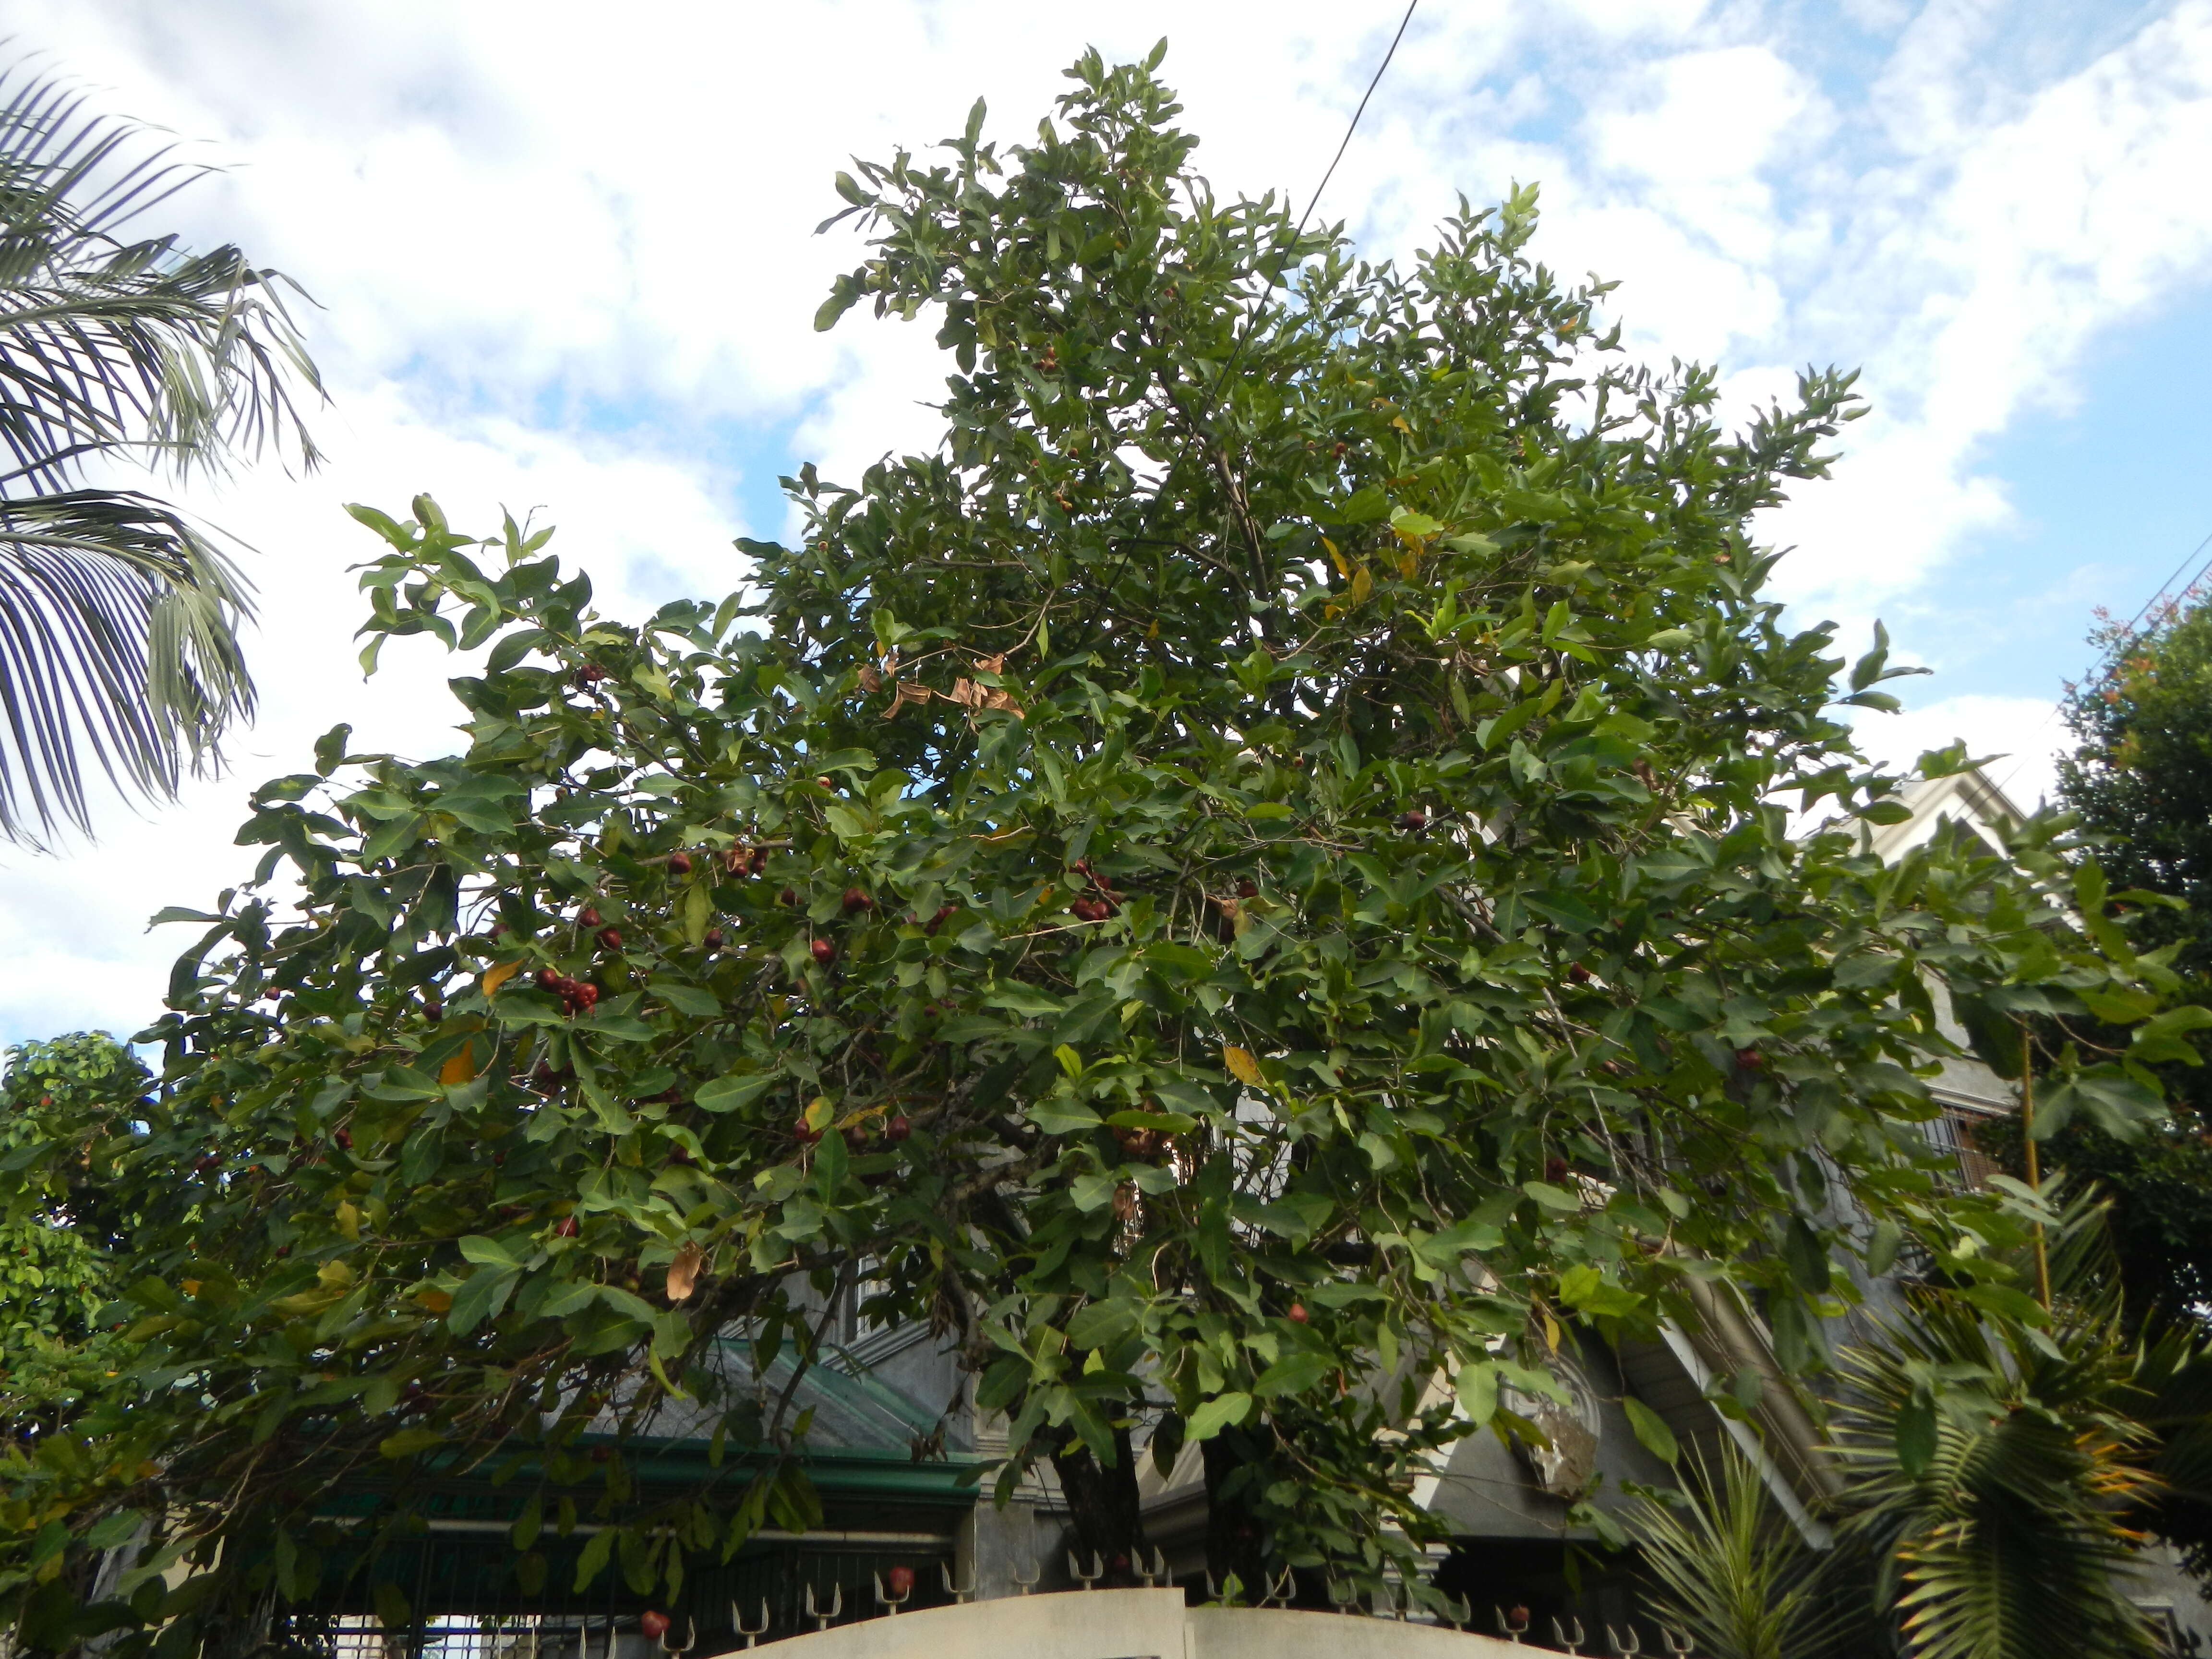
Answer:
xmin=702 ymin=1588 xmax=1531 ymax=1659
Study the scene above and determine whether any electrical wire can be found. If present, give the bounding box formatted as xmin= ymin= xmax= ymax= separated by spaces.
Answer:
xmin=1984 ymin=520 xmax=2212 ymax=804
xmin=1075 ymin=1 xmax=1419 ymax=643
xmin=2110 ymin=524 xmax=2212 ymax=648
xmin=1206 ymin=0 xmax=1420 ymax=410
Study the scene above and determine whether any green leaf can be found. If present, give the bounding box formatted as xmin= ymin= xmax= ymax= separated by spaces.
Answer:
xmin=985 ymin=983 xmax=1066 ymax=1017
xmin=458 ymin=1235 xmax=520 ymax=1268
xmin=579 ymin=1011 xmax=657 ymax=1043
xmin=1455 ymin=1362 xmax=1499 ymax=1427
xmin=374 ymin=1580 xmax=412 ymax=1634
xmin=1330 ymin=486 xmax=1391 ymax=524
xmin=1622 ymin=1395 xmax=1679 ymax=1465
xmin=360 ymin=812 xmax=425 ymax=865
xmin=448 ymin=1263 xmax=518 ymax=1334
xmin=1556 ymin=1263 xmax=1641 ymax=1318
xmin=1782 ymin=1215 xmax=1832 ymax=1294
xmin=696 ymin=1072 xmax=775 ymax=1113
xmin=574 ymin=1526 xmax=616 ymax=1591
xmin=1251 ymin=1352 xmax=1331 ymax=1398
xmin=1026 ymin=1096 xmax=1102 ymax=1134
xmin=1066 ymin=1298 xmax=1139 ymax=1351
xmin=1103 ymin=1108 xmax=1198 ymax=1133
xmin=1896 ymin=1395 xmax=1936 ymax=1477
xmin=2128 ymin=1003 xmax=2212 ymax=1065
xmin=649 ymin=979 xmax=724 ymax=1019
xmin=1185 ymin=1391 xmax=1252 ymax=1442
xmin=2037 ymin=1066 xmax=2165 ymax=1140
xmin=378 ymin=1427 xmax=445 ymax=1460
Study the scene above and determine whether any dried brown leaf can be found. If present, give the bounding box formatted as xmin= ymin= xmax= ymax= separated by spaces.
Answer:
xmin=666 ymin=1240 xmax=705 ymax=1303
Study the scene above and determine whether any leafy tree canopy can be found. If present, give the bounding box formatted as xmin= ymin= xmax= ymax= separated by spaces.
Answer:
xmin=0 ymin=1034 xmax=150 ymax=1434
xmin=0 ymin=48 xmax=2186 ymax=1654
xmin=2022 ymin=592 xmax=2212 ymax=1335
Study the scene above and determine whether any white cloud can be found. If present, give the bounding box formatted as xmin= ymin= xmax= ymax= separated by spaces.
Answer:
xmin=1849 ymin=691 xmax=2069 ymax=813
xmin=1769 ymin=0 xmax=2212 ymax=616
xmin=0 ymin=382 xmax=744 ymax=1046
xmin=4 ymin=0 xmax=2212 ymax=1047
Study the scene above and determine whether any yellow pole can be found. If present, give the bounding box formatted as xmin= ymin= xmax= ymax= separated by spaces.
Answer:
xmin=2020 ymin=1023 xmax=2052 ymax=1309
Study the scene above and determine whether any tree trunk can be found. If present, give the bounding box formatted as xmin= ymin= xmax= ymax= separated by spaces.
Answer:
xmin=1051 ymin=1420 xmax=1150 ymax=1587
xmin=1202 ymin=1429 xmax=1269 ymax=1602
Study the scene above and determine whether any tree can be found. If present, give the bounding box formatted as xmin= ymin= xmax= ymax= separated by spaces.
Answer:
xmin=0 ymin=62 xmax=322 ymax=847
xmin=1623 ymin=1444 xmax=1831 ymax=1659
xmin=1823 ymin=1192 xmax=2197 ymax=1659
xmin=0 ymin=1034 xmax=152 ymax=1437
xmin=2029 ymin=594 xmax=2212 ymax=1334
xmin=0 ymin=48 xmax=2181 ymax=1655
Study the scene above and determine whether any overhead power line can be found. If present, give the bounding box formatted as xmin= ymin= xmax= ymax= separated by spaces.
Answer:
xmin=1984 ymin=518 xmax=2212 ymax=805
xmin=2110 ymin=524 xmax=2212 ymax=649
xmin=1208 ymin=0 xmax=1420 ymax=406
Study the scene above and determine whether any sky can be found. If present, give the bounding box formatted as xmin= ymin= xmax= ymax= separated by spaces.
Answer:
xmin=2 ymin=0 xmax=2211 ymax=1050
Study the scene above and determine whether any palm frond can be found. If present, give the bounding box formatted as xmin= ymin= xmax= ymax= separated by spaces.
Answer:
xmin=1626 ymin=1443 xmax=1835 ymax=1659
xmin=0 ymin=56 xmax=321 ymax=844
xmin=0 ymin=489 xmax=252 ymax=846
xmin=1826 ymin=1200 xmax=2166 ymax=1659
xmin=0 ymin=63 xmax=322 ymax=490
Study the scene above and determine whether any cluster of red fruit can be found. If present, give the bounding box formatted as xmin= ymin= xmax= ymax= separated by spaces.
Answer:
xmin=724 ymin=844 xmax=771 ymax=877
xmin=574 ymin=905 xmax=626 ymax=953
xmin=1068 ymin=858 xmax=1120 ymax=923
xmin=534 ymin=968 xmax=600 ymax=1013
xmin=574 ymin=664 xmax=610 ymax=687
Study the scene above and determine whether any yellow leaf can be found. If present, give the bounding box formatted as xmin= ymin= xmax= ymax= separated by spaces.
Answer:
xmin=805 ymin=1096 xmax=835 ymax=1132
xmin=1392 ymin=415 xmax=1411 ymax=433
xmin=439 ymin=1046 xmax=478 ymax=1086
xmin=1324 ymin=537 xmax=1348 ymax=577
xmin=481 ymin=961 xmax=521 ymax=996
xmin=1542 ymin=1310 xmax=1561 ymax=1352
xmin=335 ymin=1201 xmax=361 ymax=1240
xmin=1350 ymin=565 xmax=1372 ymax=605
xmin=180 ymin=1279 xmax=201 ymax=1297
xmin=1223 ymin=1046 xmax=1263 ymax=1087
xmin=416 ymin=1288 xmax=454 ymax=1313
xmin=1396 ymin=550 xmax=1418 ymax=579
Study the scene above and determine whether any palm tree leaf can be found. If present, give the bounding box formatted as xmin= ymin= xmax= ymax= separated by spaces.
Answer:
xmin=0 ymin=488 xmax=253 ymax=845
xmin=1825 ymin=1196 xmax=2167 ymax=1659
xmin=0 ymin=60 xmax=322 ymax=494
xmin=1627 ymin=1443 xmax=1836 ymax=1659
xmin=0 ymin=56 xmax=319 ymax=845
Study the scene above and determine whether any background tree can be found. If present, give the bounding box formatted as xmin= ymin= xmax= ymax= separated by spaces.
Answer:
xmin=2009 ymin=593 xmax=2212 ymax=1334
xmin=0 ymin=49 xmax=2183 ymax=1656
xmin=0 ymin=1035 xmax=151 ymax=1438
xmin=0 ymin=62 xmax=322 ymax=847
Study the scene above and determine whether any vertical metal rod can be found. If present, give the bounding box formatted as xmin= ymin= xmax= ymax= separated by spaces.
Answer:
xmin=2020 ymin=1023 xmax=2053 ymax=1308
